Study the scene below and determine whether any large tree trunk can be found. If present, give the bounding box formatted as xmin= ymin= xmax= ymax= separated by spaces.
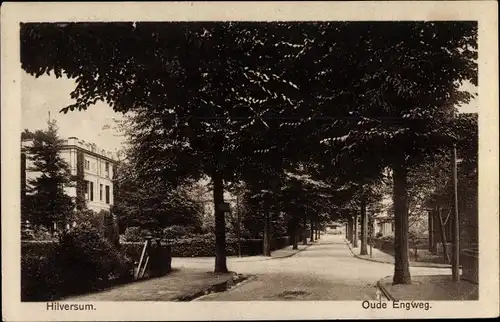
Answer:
xmin=428 ymin=210 xmax=435 ymax=252
xmin=263 ymin=212 xmax=271 ymax=256
xmin=430 ymin=209 xmax=440 ymax=254
xmin=310 ymin=217 xmax=315 ymax=242
xmin=263 ymin=195 xmax=271 ymax=256
xmin=347 ymin=217 xmax=353 ymax=243
xmin=212 ymin=138 xmax=228 ymax=274
xmin=292 ymin=223 xmax=298 ymax=250
xmin=213 ymin=167 xmax=228 ymax=273
xmin=392 ymin=163 xmax=411 ymax=285
xmin=302 ymin=214 xmax=308 ymax=245
xmin=360 ymin=196 xmax=368 ymax=255
xmin=352 ymin=214 xmax=358 ymax=248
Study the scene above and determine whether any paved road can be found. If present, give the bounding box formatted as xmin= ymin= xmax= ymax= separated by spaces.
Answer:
xmin=172 ymin=234 xmax=450 ymax=301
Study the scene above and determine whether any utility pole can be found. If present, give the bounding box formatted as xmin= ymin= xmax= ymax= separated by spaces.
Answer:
xmin=451 ymin=108 xmax=460 ymax=282
xmin=369 ymin=214 xmax=373 ymax=258
xmin=452 ymin=143 xmax=460 ymax=282
xmin=236 ymin=194 xmax=241 ymax=257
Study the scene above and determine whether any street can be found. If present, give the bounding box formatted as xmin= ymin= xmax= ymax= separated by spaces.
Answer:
xmin=173 ymin=234 xmax=450 ymax=301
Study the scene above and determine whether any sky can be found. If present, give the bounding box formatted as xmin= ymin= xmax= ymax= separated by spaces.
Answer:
xmin=21 ymin=72 xmax=126 ymax=153
xmin=21 ymin=72 xmax=478 ymax=154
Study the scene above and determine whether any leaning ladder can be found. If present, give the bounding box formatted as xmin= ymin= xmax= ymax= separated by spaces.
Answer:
xmin=135 ymin=239 xmax=151 ymax=280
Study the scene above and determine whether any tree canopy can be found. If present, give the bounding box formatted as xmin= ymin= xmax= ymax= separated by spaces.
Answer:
xmin=21 ymin=21 xmax=478 ymax=281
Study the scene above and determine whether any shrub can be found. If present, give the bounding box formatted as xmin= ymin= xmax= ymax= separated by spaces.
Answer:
xmin=21 ymin=252 xmax=61 ymax=301
xmin=100 ymin=210 xmax=120 ymax=247
xmin=21 ymin=228 xmax=137 ymax=301
xmin=121 ymin=241 xmax=145 ymax=261
xmin=56 ymin=227 xmax=133 ymax=292
xmin=163 ymin=225 xmax=196 ymax=240
xmin=123 ymin=227 xmax=152 ymax=242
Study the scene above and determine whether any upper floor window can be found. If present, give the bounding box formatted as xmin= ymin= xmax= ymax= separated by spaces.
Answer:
xmin=105 ymin=162 xmax=110 ymax=177
xmin=84 ymin=159 xmax=90 ymax=170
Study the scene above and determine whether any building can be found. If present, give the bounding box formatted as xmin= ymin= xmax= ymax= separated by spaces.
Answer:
xmin=372 ymin=214 xmax=394 ymax=237
xmin=21 ymin=136 xmax=117 ymax=213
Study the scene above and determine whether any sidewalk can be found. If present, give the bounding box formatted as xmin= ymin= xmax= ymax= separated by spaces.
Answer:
xmin=173 ymin=242 xmax=313 ymax=264
xmin=63 ymin=244 xmax=310 ymax=302
xmin=377 ymin=275 xmax=478 ymax=301
xmin=64 ymin=268 xmax=247 ymax=301
xmin=345 ymin=239 xmax=452 ymax=269
xmin=270 ymin=243 xmax=313 ymax=259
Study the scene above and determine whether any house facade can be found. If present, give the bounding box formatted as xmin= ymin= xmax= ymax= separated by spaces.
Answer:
xmin=21 ymin=136 xmax=116 ymax=213
xmin=372 ymin=214 xmax=394 ymax=237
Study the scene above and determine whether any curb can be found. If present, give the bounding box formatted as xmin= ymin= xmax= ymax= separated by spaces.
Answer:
xmin=174 ymin=272 xmax=249 ymax=302
xmin=269 ymin=242 xmax=314 ymax=260
xmin=175 ymin=241 xmax=316 ymax=301
xmin=344 ymin=239 xmax=456 ymax=269
xmin=376 ymin=276 xmax=396 ymax=301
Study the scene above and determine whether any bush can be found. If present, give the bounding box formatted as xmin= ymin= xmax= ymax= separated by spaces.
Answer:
xmin=123 ymin=227 xmax=151 ymax=242
xmin=121 ymin=241 xmax=145 ymax=261
xmin=21 ymin=222 xmax=55 ymax=241
xmin=21 ymin=252 xmax=61 ymax=301
xmin=171 ymin=233 xmax=224 ymax=257
xmin=56 ymin=227 xmax=133 ymax=292
xmin=122 ymin=234 xmax=292 ymax=258
xmin=163 ymin=225 xmax=196 ymax=240
xmin=100 ymin=210 xmax=120 ymax=247
xmin=21 ymin=227 xmax=134 ymax=301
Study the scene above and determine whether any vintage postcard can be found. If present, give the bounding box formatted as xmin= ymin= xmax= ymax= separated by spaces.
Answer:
xmin=1 ymin=1 xmax=499 ymax=320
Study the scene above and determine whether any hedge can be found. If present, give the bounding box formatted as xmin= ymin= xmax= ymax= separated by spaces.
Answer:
xmin=121 ymin=235 xmax=291 ymax=258
xmin=371 ymin=236 xmax=428 ymax=255
xmin=21 ymin=227 xmax=173 ymax=302
xmin=22 ymin=234 xmax=290 ymax=301
xmin=23 ymin=236 xmax=292 ymax=261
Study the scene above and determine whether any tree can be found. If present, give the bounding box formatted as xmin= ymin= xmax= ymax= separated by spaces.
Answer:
xmin=21 ymin=21 xmax=477 ymax=281
xmin=21 ymin=129 xmax=35 ymax=141
xmin=311 ymin=22 xmax=477 ymax=284
xmin=24 ymin=120 xmax=75 ymax=230
xmin=112 ymin=159 xmax=204 ymax=235
xmin=22 ymin=22 xmax=307 ymax=273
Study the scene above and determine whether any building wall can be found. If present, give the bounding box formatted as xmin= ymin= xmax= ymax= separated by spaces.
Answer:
xmin=61 ymin=147 xmax=114 ymax=212
xmin=22 ymin=137 xmax=116 ymax=214
xmin=373 ymin=218 xmax=393 ymax=236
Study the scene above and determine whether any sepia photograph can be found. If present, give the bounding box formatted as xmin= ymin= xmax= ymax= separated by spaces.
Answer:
xmin=2 ymin=1 xmax=499 ymax=321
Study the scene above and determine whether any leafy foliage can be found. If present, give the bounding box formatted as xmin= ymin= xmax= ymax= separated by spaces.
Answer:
xmin=113 ymin=159 xmax=204 ymax=236
xmin=21 ymin=21 xmax=478 ymax=280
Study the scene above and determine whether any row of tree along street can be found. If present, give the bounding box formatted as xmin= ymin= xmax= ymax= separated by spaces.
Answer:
xmin=21 ymin=21 xmax=478 ymax=285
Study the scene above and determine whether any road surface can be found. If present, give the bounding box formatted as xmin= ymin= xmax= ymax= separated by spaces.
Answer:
xmin=172 ymin=234 xmax=450 ymax=301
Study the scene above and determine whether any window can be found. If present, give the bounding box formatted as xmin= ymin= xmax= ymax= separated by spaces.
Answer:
xmin=105 ymin=162 xmax=110 ymax=177
xmin=84 ymin=159 xmax=90 ymax=170
xmin=105 ymin=185 xmax=110 ymax=204
xmin=89 ymin=181 xmax=94 ymax=201
xmin=84 ymin=180 xmax=89 ymax=200
xmin=100 ymin=184 xmax=103 ymax=201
